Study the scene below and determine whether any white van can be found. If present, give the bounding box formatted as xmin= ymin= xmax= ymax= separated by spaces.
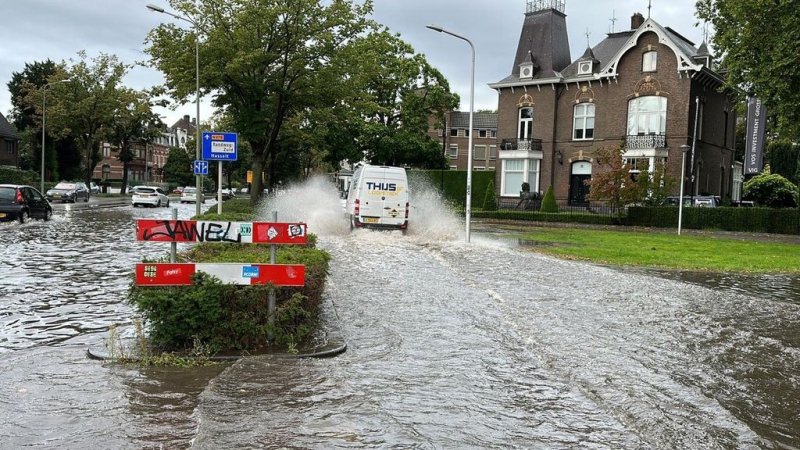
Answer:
xmin=345 ymin=165 xmax=409 ymax=231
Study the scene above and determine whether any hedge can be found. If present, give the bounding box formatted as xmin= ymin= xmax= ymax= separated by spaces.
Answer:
xmin=409 ymin=169 xmax=495 ymax=208
xmin=472 ymin=209 xmax=618 ymax=225
xmin=627 ymin=206 xmax=800 ymax=234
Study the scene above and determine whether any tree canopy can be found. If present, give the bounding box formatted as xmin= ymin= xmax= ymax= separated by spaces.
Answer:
xmin=696 ymin=0 xmax=800 ymax=138
xmin=146 ymin=0 xmax=458 ymax=202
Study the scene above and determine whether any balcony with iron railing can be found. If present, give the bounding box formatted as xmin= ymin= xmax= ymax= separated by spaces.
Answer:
xmin=625 ymin=134 xmax=667 ymax=149
xmin=501 ymin=138 xmax=543 ymax=152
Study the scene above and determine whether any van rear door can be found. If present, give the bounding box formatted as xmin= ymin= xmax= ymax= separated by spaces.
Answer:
xmin=358 ymin=167 xmax=407 ymax=227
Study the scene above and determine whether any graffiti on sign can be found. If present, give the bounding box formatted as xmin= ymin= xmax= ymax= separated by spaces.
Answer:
xmin=136 ymin=220 xmax=308 ymax=244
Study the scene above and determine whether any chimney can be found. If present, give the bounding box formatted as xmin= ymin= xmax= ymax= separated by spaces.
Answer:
xmin=191 ymin=117 xmax=196 ymax=125
xmin=631 ymin=12 xmax=645 ymax=29
xmin=183 ymin=114 xmax=190 ymax=124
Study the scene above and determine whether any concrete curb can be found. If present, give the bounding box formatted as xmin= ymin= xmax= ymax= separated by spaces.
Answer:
xmin=85 ymin=341 xmax=347 ymax=362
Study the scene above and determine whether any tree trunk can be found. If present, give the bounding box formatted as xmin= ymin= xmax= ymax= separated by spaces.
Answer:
xmin=251 ymin=158 xmax=263 ymax=206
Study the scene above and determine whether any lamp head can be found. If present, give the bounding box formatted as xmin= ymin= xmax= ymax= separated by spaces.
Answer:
xmin=426 ymin=25 xmax=444 ymax=33
xmin=680 ymin=144 xmax=691 ymax=153
xmin=146 ymin=4 xmax=165 ymax=13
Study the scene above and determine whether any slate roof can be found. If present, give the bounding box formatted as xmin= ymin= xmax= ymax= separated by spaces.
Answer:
xmin=0 ymin=112 xmax=20 ymax=140
xmin=449 ymin=112 xmax=497 ymax=129
xmin=559 ymin=22 xmax=708 ymax=80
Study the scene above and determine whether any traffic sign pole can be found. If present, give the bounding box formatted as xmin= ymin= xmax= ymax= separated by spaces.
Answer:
xmin=218 ymin=161 xmax=223 ymax=214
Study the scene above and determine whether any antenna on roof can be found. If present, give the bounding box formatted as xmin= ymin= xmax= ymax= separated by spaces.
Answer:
xmin=610 ymin=9 xmax=617 ymax=33
xmin=584 ymin=28 xmax=591 ymax=47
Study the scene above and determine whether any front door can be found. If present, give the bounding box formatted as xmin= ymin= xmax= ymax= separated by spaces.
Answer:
xmin=569 ymin=161 xmax=592 ymax=206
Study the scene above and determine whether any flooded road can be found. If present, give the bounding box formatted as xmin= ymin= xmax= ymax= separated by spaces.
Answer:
xmin=0 ymin=182 xmax=798 ymax=448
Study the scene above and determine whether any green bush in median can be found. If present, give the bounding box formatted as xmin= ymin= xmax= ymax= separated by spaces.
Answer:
xmin=127 ymin=200 xmax=330 ymax=354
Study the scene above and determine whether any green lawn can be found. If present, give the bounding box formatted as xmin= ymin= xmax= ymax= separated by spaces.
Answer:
xmin=510 ymin=227 xmax=800 ymax=273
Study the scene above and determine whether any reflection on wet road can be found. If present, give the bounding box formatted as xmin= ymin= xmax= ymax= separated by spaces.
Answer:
xmin=0 ymin=186 xmax=798 ymax=448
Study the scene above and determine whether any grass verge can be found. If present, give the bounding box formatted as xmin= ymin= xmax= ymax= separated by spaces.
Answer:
xmin=510 ymin=227 xmax=800 ymax=273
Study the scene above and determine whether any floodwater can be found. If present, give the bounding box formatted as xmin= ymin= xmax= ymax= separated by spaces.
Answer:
xmin=0 ymin=180 xmax=798 ymax=448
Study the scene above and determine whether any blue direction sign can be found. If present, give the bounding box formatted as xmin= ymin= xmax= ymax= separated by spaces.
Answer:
xmin=193 ymin=160 xmax=209 ymax=176
xmin=202 ymin=131 xmax=238 ymax=161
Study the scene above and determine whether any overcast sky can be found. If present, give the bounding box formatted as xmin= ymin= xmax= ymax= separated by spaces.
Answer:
xmin=0 ymin=0 xmax=707 ymax=127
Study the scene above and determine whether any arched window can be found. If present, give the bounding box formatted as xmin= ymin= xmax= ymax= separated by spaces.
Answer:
xmin=627 ymin=96 xmax=667 ymax=136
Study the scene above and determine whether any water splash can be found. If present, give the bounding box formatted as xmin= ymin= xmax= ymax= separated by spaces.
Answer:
xmin=255 ymin=174 xmax=464 ymax=243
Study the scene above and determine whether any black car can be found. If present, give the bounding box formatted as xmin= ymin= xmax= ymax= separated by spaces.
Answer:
xmin=46 ymin=181 xmax=90 ymax=203
xmin=0 ymin=184 xmax=53 ymax=223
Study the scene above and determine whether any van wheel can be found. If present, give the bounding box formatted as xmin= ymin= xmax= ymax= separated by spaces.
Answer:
xmin=19 ymin=210 xmax=29 ymax=223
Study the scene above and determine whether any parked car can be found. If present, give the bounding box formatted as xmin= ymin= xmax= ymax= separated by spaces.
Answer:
xmin=89 ymin=182 xmax=100 ymax=194
xmin=46 ymin=181 xmax=90 ymax=203
xmin=180 ymin=186 xmax=205 ymax=204
xmin=220 ymin=188 xmax=235 ymax=201
xmin=173 ymin=186 xmax=184 ymax=195
xmin=131 ymin=186 xmax=170 ymax=208
xmin=665 ymin=196 xmax=720 ymax=207
xmin=0 ymin=184 xmax=53 ymax=223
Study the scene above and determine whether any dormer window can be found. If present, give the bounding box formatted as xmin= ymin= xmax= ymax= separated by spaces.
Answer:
xmin=642 ymin=51 xmax=658 ymax=72
xmin=520 ymin=62 xmax=534 ymax=79
xmin=578 ymin=61 xmax=593 ymax=76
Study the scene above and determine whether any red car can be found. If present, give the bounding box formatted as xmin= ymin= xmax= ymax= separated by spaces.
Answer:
xmin=0 ymin=184 xmax=53 ymax=223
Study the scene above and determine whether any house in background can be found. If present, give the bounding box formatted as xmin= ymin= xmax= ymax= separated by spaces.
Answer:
xmin=0 ymin=112 xmax=21 ymax=167
xmin=489 ymin=0 xmax=736 ymax=205
xmin=428 ymin=111 xmax=498 ymax=170
xmin=92 ymin=114 xmax=196 ymax=185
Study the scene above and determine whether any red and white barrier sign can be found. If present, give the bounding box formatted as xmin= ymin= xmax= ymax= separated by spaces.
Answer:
xmin=135 ymin=263 xmax=306 ymax=286
xmin=136 ymin=220 xmax=307 ymax=244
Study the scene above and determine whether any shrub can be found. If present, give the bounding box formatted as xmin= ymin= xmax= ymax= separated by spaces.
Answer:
xmin=128 ymin=202 xmax=330 ymax=353
xmin=743 ymin=167 xmax=799 ymax=207
xmin=540 ymin=185 xmax=559 ymax=213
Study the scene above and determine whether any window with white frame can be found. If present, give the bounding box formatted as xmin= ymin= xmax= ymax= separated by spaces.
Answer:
xmin=489 ymin=145 xmax=497 ymax=160
xmin=627 ymin=96 xmax=667 ymax=135
xmin=479 ymin=129 xmax=487 ymax=138
xmin=518 ymin=107 xmax=533 ymax=139
xmin=448 ymin=144 xmax=458 ymax=159
xmin=489 ymin=130 xmax=497 ymax=138
xmin=463 ymin=128 xmax=470 ymax=137
xmin=450 ymin=128 xmax=458 ymax=137
xmin=474 ymin=145 xmax=486 ymax=160
xmin=501 ymin=158 xmax=540 ymax=196
xmin=572 ymin=103 xmax=595 ymax=140
xmin=437 ymin=128 xmax=443 ymax=137
xmin=642 ymin=51 xmax=658 ymax=72
xmin=623 ymin=156 xmax=650 ymax=181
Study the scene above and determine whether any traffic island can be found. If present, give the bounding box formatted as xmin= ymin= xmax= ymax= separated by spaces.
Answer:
xmin=91 ymin=199 xmax=340 ymax=365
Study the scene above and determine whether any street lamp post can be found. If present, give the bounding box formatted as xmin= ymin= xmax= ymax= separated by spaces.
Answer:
xmin=147 ymin=3 xmax=201 ymax=216
xmin=427 ymin=24 xmax=475 ymax=243
xmin=678 ymin=144 xmax=690 ymax=235
xmin=40 ymin=79 xmax=70 ymax=194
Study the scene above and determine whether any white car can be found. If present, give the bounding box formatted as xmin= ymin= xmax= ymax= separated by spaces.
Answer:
xmin=180 ymin=187 xmax=205 ymax=204
xmin=132 ymin=186 xmax=170 ymax=207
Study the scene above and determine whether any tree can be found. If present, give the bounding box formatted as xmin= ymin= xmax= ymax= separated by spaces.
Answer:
xmin=743 ymin=166 xmax=798 ymax=208
xmin=766 ymin=140 xmax=799 ymax=185
xmin=21 ymin=52 xmax=129 ymax=185
xmin=587 ymin=145 xmax=640 ymax=213
xmin=7 ymin=59 xmax=73 ymax=180
xmin=108 ymin=89 xmax=163 ymax=193
xmin=146 ymin=0 xmax=375 ymax=204
xmin=335 ymin=30 xmax=458 ymax=168
xmin=540 ymin=185 xmax=558 ymax=213
xmin=696 ymin=0 xmax=800 ymax=138
xmin=162 ymin=147 xmax=194 ymax=187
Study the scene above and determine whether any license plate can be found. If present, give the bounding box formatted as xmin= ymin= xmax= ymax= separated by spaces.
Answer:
xmin=363 ymin=217 xmax=379 ymax=223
